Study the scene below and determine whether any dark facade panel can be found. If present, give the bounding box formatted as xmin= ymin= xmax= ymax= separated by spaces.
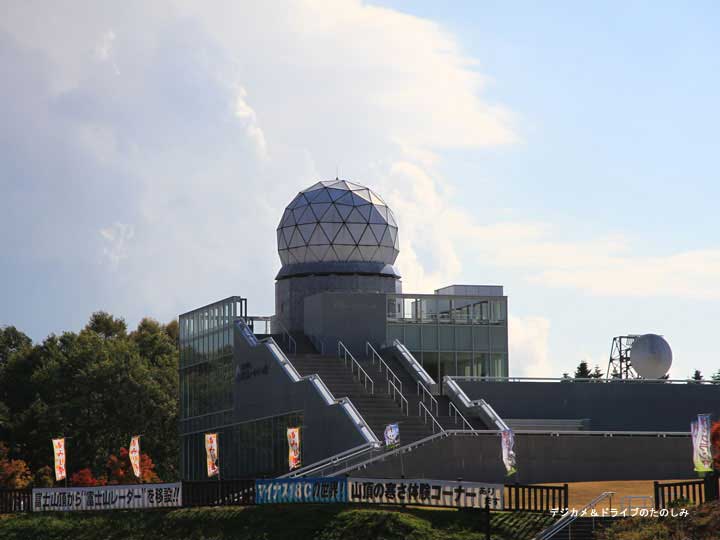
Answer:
xmin=303 ymin=291 xmax=388 ymax=356
xmin=359 ymin=433 xmax=694 ymax=484
xmin=457 ymin=380 xmax=720 ymax=432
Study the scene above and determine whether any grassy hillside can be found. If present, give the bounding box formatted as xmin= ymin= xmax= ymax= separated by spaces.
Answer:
xmin=598 ymin=500 xmax=720 ymax=540
xmin=0 ymin=505 xmax=554 ymax=540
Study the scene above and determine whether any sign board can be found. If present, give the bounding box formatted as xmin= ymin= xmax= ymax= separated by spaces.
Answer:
xmin=32 ymin=483 xmax=182 ymax=512
xmin=348 ymin=478 xmax=503 ymax=509
xmin=255 ymin=478 xmax=347 ymax=504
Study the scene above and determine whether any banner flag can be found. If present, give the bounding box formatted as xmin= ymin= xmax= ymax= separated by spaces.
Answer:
xmin=33 ymin=483 xmax=181 ymax=512
xmin=205 ymin=433 xmax=219 ymax=477
xmin=52 ymin=438 xmax=66 ymax=481
xmin=129 ymin=436 xmax=141 ymax=478
xmin=287 ymin=427 xmax=301 ymax=470
xmin=384 ymin=423 xmax=400 ymax=448
xmin=348 ymin=477 xmax=504 ymax=509
xmin=501 ymin=429 xmax=517 ymax=476
xmin=692 ymin=414 xmax=713 ymax=473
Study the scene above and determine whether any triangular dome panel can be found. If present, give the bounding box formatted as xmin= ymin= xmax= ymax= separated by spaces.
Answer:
xmin=333 ymin=225 xmax=354 ymax=245
xmin=320 ymin=222 xmax=342 ymax=242
xmin=308 ymin=226 xmax=329 ymax=245
xmin=347 ymin=222 xmax=367 ymax=243
xmin=298 ymin=223 xmax=316 ymax=243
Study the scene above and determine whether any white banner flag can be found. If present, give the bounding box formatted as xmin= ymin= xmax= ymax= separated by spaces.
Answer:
xmin=501 ymin=429 xmax=517 ymax=476
xmin=692 ymin=414 xmax=713 ymax=473
xmin=129 ymin=436 xmax=141 ymax=478
xmin=52 ymin=438 xmax=66 ymax=481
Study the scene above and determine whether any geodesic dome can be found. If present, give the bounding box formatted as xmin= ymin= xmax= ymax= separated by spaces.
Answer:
xmin=277 ymin=179 xmax=399 ymax=266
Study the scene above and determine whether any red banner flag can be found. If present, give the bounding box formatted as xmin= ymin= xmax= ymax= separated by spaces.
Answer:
xmin=205 ymin=433 xmax=219 ymax=477
xmin=287 ymin=427 xmax=301 ymax=470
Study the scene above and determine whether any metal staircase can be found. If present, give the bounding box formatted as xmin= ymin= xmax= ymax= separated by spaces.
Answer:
xmin=289 ymin=351 xmax=439 ymax=446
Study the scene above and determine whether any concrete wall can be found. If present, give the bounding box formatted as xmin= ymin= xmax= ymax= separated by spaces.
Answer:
xmin=303 ymin=291 xmax=388 ymax=356
xmin=232 ymin=325 xmax=366 ymax=466
xmin=359 ymin=432 xmax=694 ymax=484
xmin=457 ymin=380 xmax=720 ymax=431
xmin=275 ymin=273 xmax=400 ymax=333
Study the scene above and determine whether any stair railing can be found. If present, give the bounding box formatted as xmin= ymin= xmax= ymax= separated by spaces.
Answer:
xmin=419 ymin=401 xmax=445 ymax=434
xmin=534 ymin=491 xmax=615 ymax=540
xmin=273 ymin=318 xmax=297 ymax=355
xmin=388 ymin=378 xmax=409 ymax=415
xmin=365 ymin=342 xmax=403 ymax=394
xmin=448 ymin=401 xmax=475 ymax=431
xmin=338 ymin=341 xmax=374 ymax=394
xmin=417 ymin=382 xmax=439 ymax=416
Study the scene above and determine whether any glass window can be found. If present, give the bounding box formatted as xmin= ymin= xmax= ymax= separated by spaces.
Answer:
xmin=474 ymin=352 xmax=488 ymax=377
xmin=457 ymin=352 xmax=473 ymax=376
xmin=491 ymin=353 xmax=507 ymax=377
xmin=439 ymin=351 xmax=456 ymax=377
xmin=421 ymin=326 xmax=437 ymax=350
xmin=438 ymin=326 xmax=454 ymax=350
xmin=422 ymin=351 xmax=439 ymax=382
xmin=404 ymin=325 xmax=421 ymax=349
xmin=437 ymin=298 xmax=451 ymax=323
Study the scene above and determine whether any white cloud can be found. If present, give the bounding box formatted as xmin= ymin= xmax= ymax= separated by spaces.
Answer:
xmin=508 ymin=316 xmax=552 ymax=377
xmin=100 ymin=223 xmax=135 ymax=266
xmin=0 ymin=0 xmax=515 ymax=328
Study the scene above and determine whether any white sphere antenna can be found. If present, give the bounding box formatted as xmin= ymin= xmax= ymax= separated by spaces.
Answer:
xmin=630 ymin=334 xmax=672 ymax=379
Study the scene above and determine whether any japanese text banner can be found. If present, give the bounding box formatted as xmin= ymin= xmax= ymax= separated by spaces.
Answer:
xmin=255 ymin=478 xmax=347 ymax=504
xmin=348 ymin=478 xmax=504 ymax=509
xmin=32 ymin=483 xmax=182 ymax=512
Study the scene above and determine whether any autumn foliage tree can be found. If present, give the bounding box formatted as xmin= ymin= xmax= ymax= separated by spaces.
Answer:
xmin=0 ymin=442 xmax=32 ymax=488
xmin=106 ymin=447 xmax=160 ymax=484
xmin=711 ymin=420 xmax=720 ymax=471
xmin=70 ymin=468 xmax=107 ymax=487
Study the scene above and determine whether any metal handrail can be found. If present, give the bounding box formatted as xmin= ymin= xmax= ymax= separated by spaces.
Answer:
xmin=366 ymin=342 xmax=403 ymax=393
xmin=448 ymin=401 xmax=475 ymax=431
xmin=535 ymin=491 xmax=615 ymax=540
xmin=273 ymin=318 xmax=296 ymax=355
xmin=452 ymin=375 xmax=720 ymax=385
xmin=419 ymin=401 xmax=445 ymax=433
xmin=338 ymin=341 xmax=374 ymax=394
xmin=393 ymin=339 xmax=436 ymax=388
xmin=417 ymin=381 xmax=439 ymax=416
xmin=388 ymin=378 xmax=409 ymax=416
xmin=279 ymin=442 xmax=377 ymax=478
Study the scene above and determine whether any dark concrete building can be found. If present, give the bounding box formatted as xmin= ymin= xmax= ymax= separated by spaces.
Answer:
xmin=179 ymin=179 xmax=717 ymax=483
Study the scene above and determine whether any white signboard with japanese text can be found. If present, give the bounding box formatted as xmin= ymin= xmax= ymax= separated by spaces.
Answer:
xmin=348 ymin=477 xmax=503 ymax=509
xmin=32 ymin=483 xmax=182 ymax=512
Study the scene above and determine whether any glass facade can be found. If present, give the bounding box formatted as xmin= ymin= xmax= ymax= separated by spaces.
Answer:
xmin=181 ymin=412 xmax=303 ymax=480
xmin=386 ymin=294 xmax=508 ymax=381
xmin=179 ymin=297 xmax=248 ymax=480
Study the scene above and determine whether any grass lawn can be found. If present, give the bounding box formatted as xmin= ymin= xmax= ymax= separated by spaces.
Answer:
xmin=0 ymin=504 xmax=555 ymax=540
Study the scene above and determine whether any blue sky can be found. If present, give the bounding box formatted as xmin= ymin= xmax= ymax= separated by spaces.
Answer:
xmin=1 ymin=1 xmax=719 ymax=379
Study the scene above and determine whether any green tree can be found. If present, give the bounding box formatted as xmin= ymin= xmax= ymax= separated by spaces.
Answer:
xmin=590 ymin=365 xmax=604 ymax=379
xmin=0 ymin=314 xmax=179 ymax=481
xmin=691 ymin=370 xmax=703 ymax=383
xmin=574 ymin=361 xmax=592 ymax=379
xmin=0 ymin=326 xmax=31 ymax=364
xmin=86 ymin=312 xmax=127 ymax=339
